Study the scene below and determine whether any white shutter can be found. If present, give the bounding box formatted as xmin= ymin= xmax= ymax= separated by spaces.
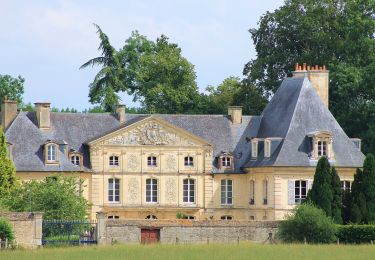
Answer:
xmin=288 ymin=180 xmax=295 ymax=205
xmin=308 ymin=179 xmax=313 ymax=191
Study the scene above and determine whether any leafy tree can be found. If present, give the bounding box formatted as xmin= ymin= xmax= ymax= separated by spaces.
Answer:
xmin=80 ymin=24 xmax=124 ymax=112
xmin=0 ymin=74 xmax=25 ymax=106
xmin=245 ymin=0 xmax=375 ymax=154
xmin=331 ymin=167 xmax=342 ymax=224
xmin=20 ymin=102 xmax=34 ymax=112
xmin=1 ymin=175 xmax=89 ymax=220
xmin=278 ymin=203 xmax=337 ymax=243
xmin=0 ymin=127 xmax=17 ymax=196
xmin=309 ymin=156 xmax=333 ymax=217
xmin=0 ymin=218 xmax=14 ymax=242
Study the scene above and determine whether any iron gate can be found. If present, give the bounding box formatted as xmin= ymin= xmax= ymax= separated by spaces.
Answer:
xmin=42 ymin=220 xmax=97 ymax=246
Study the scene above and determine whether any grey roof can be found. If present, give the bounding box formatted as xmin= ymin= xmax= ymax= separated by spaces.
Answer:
xmin=3 ymin=76 xmax=364 ymax=173
xmin=244 ymin=77 xmax=365 ymax=168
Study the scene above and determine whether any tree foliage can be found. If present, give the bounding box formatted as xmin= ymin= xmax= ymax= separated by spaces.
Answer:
xmin=0 ymin=127 xmax=17 ymax=196
xmin=278 ymin=203 xmax=337 ymax=243
xmin=245 ymin=0 xmax=375 ymax=153
xmin=0 ymin=218 xmax=14 ymax=242
xmin=1 ymin=175 xmax=89 ymax=220
xmin=331 ymin=167 xmax=343 ymax=224
xmin=0 ymin=74 xmax=25 ymax=106
xmin=351 ymin=154 xmax=375 ymax=223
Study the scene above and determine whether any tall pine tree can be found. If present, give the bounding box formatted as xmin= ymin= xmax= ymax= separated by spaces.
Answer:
xmin=0 ymin=127 xmax=17 ymax=195
xmin=351 ymin=168 xmax=367 ymax=223
xmin=362 ymin=154 xmax=375 ymax=222
xmin=309 ymin=156 xmax=333 ymax=217
xmin=331 ymin=167 xmax=342 ymax=224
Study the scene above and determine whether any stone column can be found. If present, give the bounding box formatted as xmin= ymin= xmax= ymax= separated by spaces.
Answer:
xmin=32 ymin=212 xmax=43 ymax=247
xmin=96 ymin=212 xmax=107 ymax=245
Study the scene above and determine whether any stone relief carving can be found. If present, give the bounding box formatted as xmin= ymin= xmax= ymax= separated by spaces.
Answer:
xmin=127 ymin=154 xmax=139 ymax=172
xmin=165 ymin=154 xmax=177 ymax=172
xmin=105 ymin=120 xmax=197 ymax=146
xmin=127 ymin=178 xmax=139 ymax=203
xmin=165 ymin=178 xmax=176 ymax=203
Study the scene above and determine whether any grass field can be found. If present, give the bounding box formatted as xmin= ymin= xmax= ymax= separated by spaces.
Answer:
xmin=1 ymin=243 xmax=375 ymax=260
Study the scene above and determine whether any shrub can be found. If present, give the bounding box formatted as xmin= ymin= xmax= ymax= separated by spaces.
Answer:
xmin=277 ymin=203 xmax=337 ymax=243
xmin=0 ymin=218 xmax=15 ymax=242
xmin=337 ymin=225 xmax=375 ymax=244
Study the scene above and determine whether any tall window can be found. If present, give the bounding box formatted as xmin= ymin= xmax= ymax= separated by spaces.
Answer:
xmin=251 ymin=140 xmax=258 ymax=158
xmin=249 ymin=180 xmax=255 ymax=205
xmin=146 ymin=179 xmax=158 ymax=203
xmin=71 ymin=155 xmax=80 ymax=166
xmin=221 ymin=157 xmax=231 ymax=167
xmin=147 ymin=156 xmax=157 ymax=167
xmin=295 ymin=180 xmax=307 ymax=204
xmin=262 ymin=179 xmax=268 ymax=205
xmin=109 ymin=156 xmax=119 ymax=166
xmin=47 ymin=144 xmax=56 ymax=162
xmin=317 ymin=141 xmax=327 ymax=157
xmin=264 ymin=140 xmax=271 ymax=158
xmin=341 ymin=181 xmax=351 ymax=191
xmin=183 ymin=179 xmax=195 ymax=203
xmin=184 ymin=156 xmax=194 ymax=167
xmin=221 ymin=179 xmax=233 ymax=205
xmin=108 ymin=178 xmax=120 ymax=202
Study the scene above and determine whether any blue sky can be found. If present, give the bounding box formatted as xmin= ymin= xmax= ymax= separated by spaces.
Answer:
xmin=0 ymin=0 xmax=284 ymax=111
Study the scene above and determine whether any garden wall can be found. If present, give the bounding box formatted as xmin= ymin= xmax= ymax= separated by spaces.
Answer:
xmin=0 ymin=212 xmax=43 ymax=248
xmin=97 ymin=214 xmax=279 ymax=244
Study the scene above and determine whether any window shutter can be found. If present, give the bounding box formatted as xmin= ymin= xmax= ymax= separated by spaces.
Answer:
xmin=288 ymin=180 xmax=295 ymax=205
xmin=308 ymin=180 xmax=313 ymax=191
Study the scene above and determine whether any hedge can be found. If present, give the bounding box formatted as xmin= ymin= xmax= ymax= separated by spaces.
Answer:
xmin=337 ymin=225 xmax=375 ymax=244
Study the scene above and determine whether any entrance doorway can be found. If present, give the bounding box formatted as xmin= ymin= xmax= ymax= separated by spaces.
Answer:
xmin=141 ymin=229 xmax=160 ymax=244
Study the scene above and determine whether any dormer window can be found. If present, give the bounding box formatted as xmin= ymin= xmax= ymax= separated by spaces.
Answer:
xmin=44 ymin=142 xmax=59 ymax=164
xmin=71 ymin=155 xmax=80 ymax=166
xmin=307 ymin=131 xmax=333 ymax=160
xmin=251 ymin=139 xmax=258 ymax=158
xmin=109 ymin=155 xmax=119 ymax=166
xmin=219 ymin=152 xmax=233 ymax=169
xmin=222 ymin=157 xmax=231 ymax=167
xmin=184 ymin=156 xmax=194 ymax=167
xmin=264 ymin=139 xmax=271 ymax=158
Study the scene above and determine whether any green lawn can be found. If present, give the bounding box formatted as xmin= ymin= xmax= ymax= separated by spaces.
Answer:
xmin=2 ymin=243 xmax=375 ymax=260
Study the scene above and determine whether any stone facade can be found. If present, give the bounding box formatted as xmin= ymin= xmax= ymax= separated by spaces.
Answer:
xmin=0 ymin=212 xmax=43 ymax=248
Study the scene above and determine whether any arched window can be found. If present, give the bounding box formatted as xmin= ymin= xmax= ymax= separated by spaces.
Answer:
xmin=221 ymin=179 xmax=233 ymax=205
xmin=249 ymin=180 xmax=255 ymax=205
xmin=183 ymin=179 xmax=195 ymax=203
xmin=184 ymin=156 xmax=194 ymax=167
xmin=71 ymin=155 xmax=80 ymax=166
xmin=47 ymin=144 xmax=57 ymax=162
xmin=146 ymin=178 xmax=158 ymax=203
xmin=108 ymin=178 xmax=120 ymax=202
xmin=145 ymin=215 xmax=157 ymax=219
xmin=109 ymin=155 xmax=119 ymax=166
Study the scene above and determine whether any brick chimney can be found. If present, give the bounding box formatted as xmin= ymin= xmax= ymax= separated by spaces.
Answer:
xmin=228 ymin=106 xmax=242 ymax=124
xmin=34 ymin=102 xmax=51 ymax=130
xmin=116 ymin=105 xmax=126 ymax=123
xmin=1 ymin=96 xmax=18 ymax=130
xmin=293 ymin=63 xmax=329 ymax=108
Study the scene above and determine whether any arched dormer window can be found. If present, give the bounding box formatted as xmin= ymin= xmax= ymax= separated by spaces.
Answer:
xmin=69 ymin=151 xmax=83 ymax=167
xmin=307 ymin=131 xmax=333 ymax=160
xmin=44 ymin=141 xmax=59 ymax=164
xmin=219 ymin=152 xmax=233 ymax=169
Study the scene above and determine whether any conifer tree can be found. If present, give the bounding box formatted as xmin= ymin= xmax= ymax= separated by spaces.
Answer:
xmin=350 ymin=168 xmax=367 ymax=223
xmin=362 ymin=154 xmax=375 ymax=222
xmin=331 ymin=167 xmax=342 ymax=224
xmin=341 ymin=189 xmax=351 ymax=224
xmin=0 ymin=127 xmax=17 ymax=195
xmin=309 ymin=156 xmax=333 ymax=217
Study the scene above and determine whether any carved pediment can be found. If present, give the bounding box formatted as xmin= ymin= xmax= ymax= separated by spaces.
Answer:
xmin=103 ymin=119 xmax=202 ymax=146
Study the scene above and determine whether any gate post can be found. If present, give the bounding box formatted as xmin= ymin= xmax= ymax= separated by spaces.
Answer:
xmin=33 ymin=212 xmax=43 ymax=246
xmin=96 ymin=212 xmax=106 ymax=245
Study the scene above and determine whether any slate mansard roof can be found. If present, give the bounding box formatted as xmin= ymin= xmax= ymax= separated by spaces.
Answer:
xmin=4 ymin=76 xmax=364 ymax=173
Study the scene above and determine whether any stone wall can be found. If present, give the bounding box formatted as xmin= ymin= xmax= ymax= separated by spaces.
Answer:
xmin=0 ymin=212 xmax=43 ymax=248
xmin=100 ymin=217 xmax=279 ymax=244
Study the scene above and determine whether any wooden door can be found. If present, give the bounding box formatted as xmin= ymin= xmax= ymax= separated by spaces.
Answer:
xmin=141 ymin=229 xmax=159 ymax=244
